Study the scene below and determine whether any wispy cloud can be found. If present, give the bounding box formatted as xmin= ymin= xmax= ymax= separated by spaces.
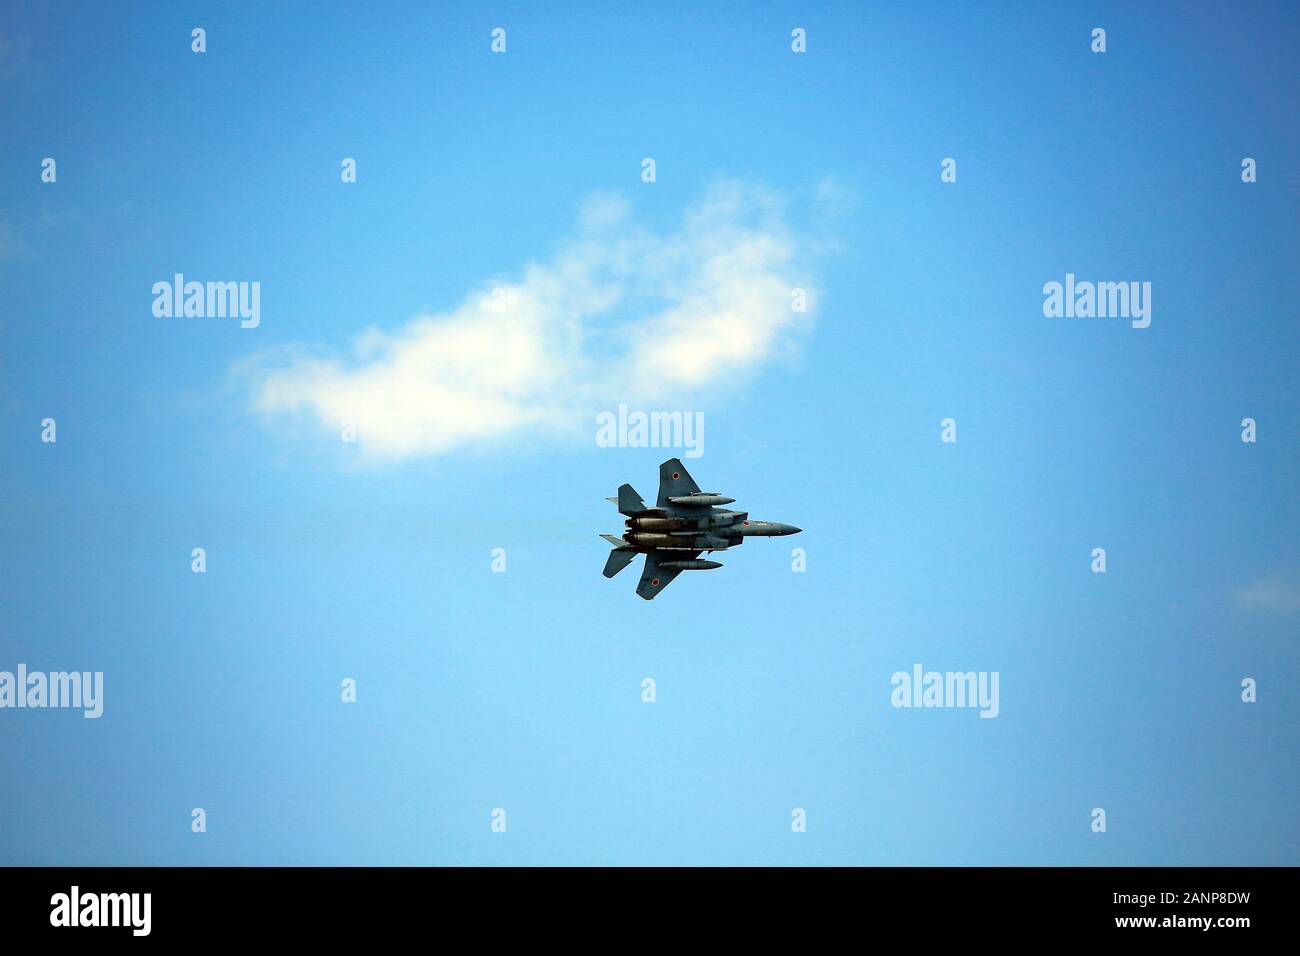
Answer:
xmin=0 ymin=33 xmax=31 ymax=82
xmin=1235 ymin=572 xmax=1300 ymax=614
xmin=0 ymin=219 xmax=28 ymax=262
xmin=239 ymin=180 xmax=822 ymax=462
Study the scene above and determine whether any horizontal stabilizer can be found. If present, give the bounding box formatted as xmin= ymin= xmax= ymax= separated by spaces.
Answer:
xmin=602 ymin=546 xmax=637 ymax=578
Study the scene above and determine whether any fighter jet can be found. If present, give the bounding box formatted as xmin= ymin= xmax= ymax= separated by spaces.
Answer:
xmin=601 ymin=457 xmax=802 ymax=600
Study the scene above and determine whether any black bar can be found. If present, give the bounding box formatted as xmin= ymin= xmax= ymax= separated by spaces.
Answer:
xmin=1 ymin=866 xmax=1285 ymax=941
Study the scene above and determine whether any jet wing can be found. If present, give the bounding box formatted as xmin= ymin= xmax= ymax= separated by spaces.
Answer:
xmin=656 ymin=458 xmax=702 ymax=508
xmin=636 ymin=549 xmax=700 ymax=600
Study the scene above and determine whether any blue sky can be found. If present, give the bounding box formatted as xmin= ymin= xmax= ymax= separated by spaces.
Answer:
xmin=1 ymin=1 xmax=1296 ymax=865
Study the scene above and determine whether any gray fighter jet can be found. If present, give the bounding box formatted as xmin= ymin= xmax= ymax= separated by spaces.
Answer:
xmin=601 ymin=458 xmax=802 ymax=600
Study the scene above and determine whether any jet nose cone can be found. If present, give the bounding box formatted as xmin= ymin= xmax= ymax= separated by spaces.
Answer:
xmin=776 ymin=523 xmax=802 ymax=536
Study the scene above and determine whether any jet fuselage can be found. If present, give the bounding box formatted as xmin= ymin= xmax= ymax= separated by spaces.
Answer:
xmin=621 ymin=513 xmax=800 ymax=552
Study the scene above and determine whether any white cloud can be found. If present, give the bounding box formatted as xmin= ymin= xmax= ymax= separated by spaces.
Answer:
xmin=241 ymin=180 xmax=818 ymax=462
xmin=1235 ymin=573 xmax=1300 ymax=614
